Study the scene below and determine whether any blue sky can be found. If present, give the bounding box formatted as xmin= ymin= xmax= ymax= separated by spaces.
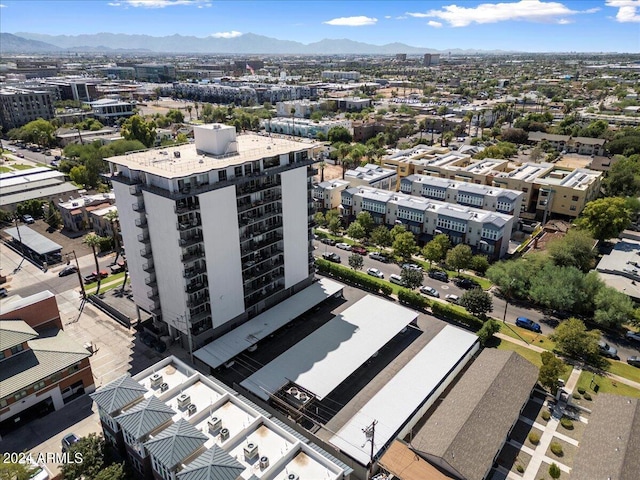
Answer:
xmin=1 ymin=0 xmax=638 ymax=52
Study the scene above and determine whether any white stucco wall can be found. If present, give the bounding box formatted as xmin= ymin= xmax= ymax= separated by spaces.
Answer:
xmin=281 ymin=167 xmax=310 ymax=288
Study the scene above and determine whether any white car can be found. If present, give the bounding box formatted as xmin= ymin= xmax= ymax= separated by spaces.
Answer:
xmin=367 ymin=268 xmax=384 ymax=279
xmin=445 ymin=294 xmax=460 ymax=304
xmin=626 ymin=331 xmax=640 ymax=343
xmin=336 ymin=242 xmax=352 ymax=251
xmin=419 ymin=285 xmax=439 ymax=298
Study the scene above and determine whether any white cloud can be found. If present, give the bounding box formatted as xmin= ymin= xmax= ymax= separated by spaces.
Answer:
xmin=210 ymin=31 xmax=242 ymax=38
xmin=323 ymin=16 xmax=378 ymax=26
xmin=118 ymin=0 xmax=211 ymax=8
xmin=406 ymin=0 xmax=599 ymax=27
xmin=557 ymin=18 xmax=573 ymax=24
xmin=384 ymin=15 xmax=392 ymax=19
xmin=606 ymin=0 xmax=640 ymax=22
xmin=0 ymin=3 xmax=6 ymax=6
xmin=427 ymin=20 xmax=443 ymax=28
xmin=107 ymin=2 xmax=121 ymax=5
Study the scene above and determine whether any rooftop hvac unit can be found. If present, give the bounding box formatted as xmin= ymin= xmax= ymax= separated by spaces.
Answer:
xmin=150 ymin=373 xmax=163 ymax=388
xmin=287 ymin=473 xmax=299 ymax=480
xmin=159 ymin=383 xmax=169 ymax=393
xmin=208 ymin=416 xmax=222 ymax=433
xmin=259 ymin=456 xmax=269 ymax=470
xmin=244 ymin=442 xmax=259 ymax=461
xmin=187 ymin=403 xmax=197 ymax=415
xmin=177 ymin=393 xmax=191 ymax=409
xmin=288 ymin=387 xmax=299 ymax=397
xmin=220 ymin=428 xmax=230 ymax=441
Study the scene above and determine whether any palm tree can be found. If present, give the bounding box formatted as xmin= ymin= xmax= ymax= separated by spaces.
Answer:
xmin=464 ymin=111 xmax=473 ymax=137
xmin=84 ymin=233 xmax=103 ymax=296
xmin=290 ymin=107 xmax=296 ymax=137
xmin=194 ymin=102 xmax=199 ymax=120
xmin=120 ymin=258 xmax=129 ymax=294
xmin=186 ymin=105 xmax=193 ymax=121
xmin=104 ymin=210 xmax=121 ymax=264
xmin=319 ymin=161 xmax=326 ymax=182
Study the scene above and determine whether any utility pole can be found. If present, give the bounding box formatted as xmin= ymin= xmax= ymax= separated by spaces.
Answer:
xmin=67 ymin=250 xmax=86 ymax=299
xmin=363 ymin=420 xmax=377 ymax=480
xmin=13 ymin=216 xmax=26 ymax=273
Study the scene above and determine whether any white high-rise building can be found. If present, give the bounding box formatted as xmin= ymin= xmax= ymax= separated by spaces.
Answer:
xmin=107 ymin=124 xmax=318 ymax=351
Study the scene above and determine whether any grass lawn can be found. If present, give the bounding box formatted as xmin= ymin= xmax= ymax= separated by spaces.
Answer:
xmin=576 ymin=370 xmax=640 ymax=398
xmin=12 ymin=163 xmax=34 ymax=170
xmin=496 ymin=338 xmax=571 ymax=382
xmin=607 ymin=359 xmax=640 ymax=384
xmin=84 ymin=271 xmax=127 ymax=292
xmin=499 ymin=323 xmax=556 ymax=351
xmin=0 ymin=166 xmax=11 ymax=173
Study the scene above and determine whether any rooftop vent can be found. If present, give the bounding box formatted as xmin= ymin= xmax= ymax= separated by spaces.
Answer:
xmin=187 ymin=403 xmax=197 ymax=415
xmin=259 ymin=456 xmax=269 ymax=470
xmin=220 ymin=428 xmax=230 ymax=441
xmin=244 ymin=442 xmax=259 ymax=461
xmin=150 ymin=373 xmax=163 ymax=388
xmin=177 ymin=393 xmax=191 ymax=409
xmin=208 ymin=416 xmax=222 ymax=433
xmin=159 ymin=382 xmax=169 ymax=392
xmin=287 ymin=473 xmax=299 ymax=480
xmin=174 ymin=151 xmax=181 ymax=158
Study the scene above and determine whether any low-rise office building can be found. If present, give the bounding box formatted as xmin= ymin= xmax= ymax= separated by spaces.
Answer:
xmin=400 ymin=175 xmax=524 ymax=217
xmin=341 ymin=186 xmax=514 ymax=258
xmin=87 ymin=98 xmax=135 ymax=124
xmin=321 ymin=71 xmax=361 ymax=82
xmin=90 ymin=355 xmax=351 ymax=480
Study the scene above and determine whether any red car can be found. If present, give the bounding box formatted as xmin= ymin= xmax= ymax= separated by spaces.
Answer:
xmin=351 ymin=246 xmax=368 ymax=256
xmin=83 ymin=270 xmax=109 ymax=283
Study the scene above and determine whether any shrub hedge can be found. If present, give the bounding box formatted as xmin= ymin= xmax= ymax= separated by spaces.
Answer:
xmin=583 ymin=392 xmax=592 ymax=401
xmin=541 ymin=410 xmax=551 ymax=421
xmin=431 ymin=301 xmax=483 ymax=331
xmin=528 ymin=432 xmax=540 ymax=445
xmin=560 ymin=417 xmax=574 ymax=430
xmin=550 ymin=441 xmax=564 ymax=456
xmin=398 ymin=289 xmax=429 ymax=309
xmin=315 ymin=258 xmax=393 ymax=296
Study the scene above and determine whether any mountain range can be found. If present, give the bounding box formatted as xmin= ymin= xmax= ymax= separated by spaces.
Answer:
xmin=3 ymin=32 xmax=508 ymax=55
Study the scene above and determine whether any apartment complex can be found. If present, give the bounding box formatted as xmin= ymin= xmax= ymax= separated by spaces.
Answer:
xmin=262 ymin=117 xmax=351 ymax=138
xmin=0 ymin=292 xmax=95 ymax=433
xmin=0 ymin=86 xmax=55 ymax=129
xmin=312 ymin=179 xmax=350 ymax=210
xmin=108 ymin=124 xmax=318 ymax=351
xmin=91 ymin=356 xmax=350 ymax=480
xmin=400 ymin=175 xmax=524 ymax=218
xmin=383 ymin=147 xmax=602 ymax=219
xmin=57 ymin=192 xmax=116 ymax=232
xmin=321 ymin=71 xmax=361 ymax=81
xmin=87 ymin=98 xmax=135 ymax=124
xmin=341 ymin=186 xmax=514 ymax=258
xmin=0 ymin=166 xmax=79 ymax=211
xmin=528 ymin=131 xmax=607 ymax=156
xmin=345 ymin=163 xmax=398 ymax=190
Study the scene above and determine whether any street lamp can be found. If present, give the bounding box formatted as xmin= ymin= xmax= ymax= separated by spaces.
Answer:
xmin=502 ymin=278 xmax=516 ymax=324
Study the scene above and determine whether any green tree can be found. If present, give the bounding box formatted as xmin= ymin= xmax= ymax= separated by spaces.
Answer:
xmin=328 ymin=216 xmax=341 ymax=235
xmin=477 ymin=319 xmax=500 ymax=346
xmin=69 ymin=165 xmax=89 ymax=186
xmin=446 ymin=244 xmax=473 ymax=275
xmin=121 ymin=115 xmax=157 ymax=148
xmin=16 ymin=199 xmax=45 ymax=219
xmin=400 ymin=267 xmax=424 ymax=290
xmin=390 ymin=223 xmax=407 ymax=239
xmin=166 ymin=109 xmax=184 ymax=124
xmin=547 ymin=229 xmax=596 ymax=272
xmin=594 ymin=286 xmax=635 ymax=328
xmin=46 ymin=200 xmax=61 ymax=230
xmin=346 ymin=221 xmax=366 ymax=241
xmin=314 ymin=211 xmax=326 ymax=227
xmin=603 ymin=156 xmax=640 ymax=197
xmin=104 ymin=210 xmax=121 ymax=263
xmin=348 ymin=253 xmax=364 ymax=271
xmin=539 ymin=351 xmax=567 ymax=394
xmin=327 ymin=126 xmax=353 ymax=144
xmin=370 ymin=225 xmax=393 ymax=247
xmin=578 ymin=197 xmax=632 ymax=241
xmin=550 ymin=318 xmax=602 ymax=365
xmin=393 ymin=231 xmax=417 ymax=260
xmin=0 ymin=461 xmax=36 ymax=480
xmin=20 ymin=118 xmax=56 ymax=147
xmin=61 ymin=433 xmax=105 ymax=480
xmin=356 ymin=211 xmax=374 ymax=236
xmin=93 ymin=463 xmax=126 ymax=480
xmin=422 ymin=236 xmax=450 ymax=266
xmin=460 ymin=288 xmax=493 ymax=319
xmin=487 ymin=257 xmax=544 ymax=300
xmin=471 ymin=255 xmax=489 ymax=275
xmin=529 ymin=264 xmax=585 ymax=311
xmin=84 ymin=233 xmax=105 ymax=296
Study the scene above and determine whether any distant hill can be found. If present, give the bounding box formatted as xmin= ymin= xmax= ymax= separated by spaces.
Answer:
xmin=11 ymin=31 xmax=507 ymax=55
xmin=0 ymin=33 xmax=61 ymax=53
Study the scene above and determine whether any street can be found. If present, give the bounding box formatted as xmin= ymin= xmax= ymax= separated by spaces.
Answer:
xmin=313 ymin=239 xmax=640 ymax=361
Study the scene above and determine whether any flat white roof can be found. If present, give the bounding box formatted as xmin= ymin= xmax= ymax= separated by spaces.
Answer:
xmin=240 ymin=295 xmax=418 ymax=401
xmin=194 ymin=278 xmax=344 ymax=369
xmin=329 ymin=325 xmax=478 ymax=465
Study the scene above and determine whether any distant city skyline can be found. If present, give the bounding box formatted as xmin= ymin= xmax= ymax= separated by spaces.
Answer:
xmin=1 ymin=0 xmax=638 ymax=53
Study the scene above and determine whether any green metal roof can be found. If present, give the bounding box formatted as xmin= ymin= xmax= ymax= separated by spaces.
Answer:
xmin=115 ymin=396 xmax=176 ymax=441
xmin=145 ymin=419 xmax=207 ymax=470
xmin=90 ymin=374 xmax=147 ymax=415
xmin=177 ymin=445 xmax=245 ymax=480
xmin=0 ymin=320 xmax=38 ymax=351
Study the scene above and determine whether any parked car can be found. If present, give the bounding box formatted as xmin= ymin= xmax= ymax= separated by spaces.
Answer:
xmin=598 ymin=340 xmax=618 ymax=358
xmin=83 ymin=270 xmax=109 ymax=283
xmin=628 ymin=356 xmax=640 ymax=368
xmin=370 ymin=252 xmax=390 ymax=263
xmin=402 ymin=263 xmax=422 ymax=271
xmin=445 ymin=294 xmax=460 ymax=304
xmin=58 ymin=265 xmax=78 ymax=277
xmin=515 ymin=317 xmax=542 ymax=333
xmin=320 ymin=238 xmax=336 ymax=246
xmin=322 ymin=252 xmax=341 ymax=263
xmin=367 ymin=268 xmax=384 ymax=279
xmin=419 ymin=285 xmax=439 ymax=298
xmin=61 ymin=433 xmax=80 ymax=452
xmin=454 ymin=277 xmax=480 ymax=289
xmin=625 ymin=331 xmax=640 ymax=343
xmin=110 ymin=261 xmax=126 ymax=274
xmin=428 ymin=269 xmax=449 ymax=282
xmin=351 ymin=246 xmax=368 ymax=256
xmin=336 ymin=242 xmax=352 ymax=251
xmin=389 ymin=274 xmax=404 ymax=285
xmin=21 ymin=214 xmax=35 ymax=224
